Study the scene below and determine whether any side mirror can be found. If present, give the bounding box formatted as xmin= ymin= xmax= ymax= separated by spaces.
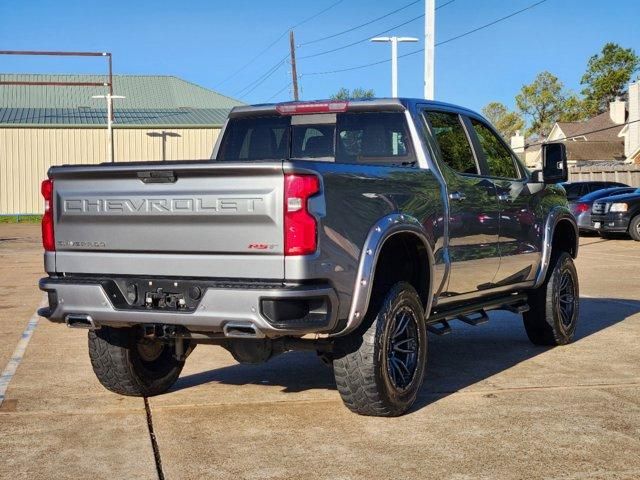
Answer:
xmin=540 ymin=142 xmax=568 ymax=183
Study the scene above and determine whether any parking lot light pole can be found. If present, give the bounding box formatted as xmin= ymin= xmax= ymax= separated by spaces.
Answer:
xmin=370 ymin=36 xmax=419 ymax=97
xmin=92 ymin=94 xmax=125 ymax=162
xmin=424 ymin=0 xmax=435 ymax=100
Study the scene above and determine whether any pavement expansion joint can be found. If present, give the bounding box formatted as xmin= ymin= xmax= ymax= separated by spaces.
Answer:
xmin=144 ymin=397 xmax=166 ymax=480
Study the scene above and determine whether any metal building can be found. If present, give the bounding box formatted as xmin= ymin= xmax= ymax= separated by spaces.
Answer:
xmin=0 ymin=74 xmax=243 ymax=214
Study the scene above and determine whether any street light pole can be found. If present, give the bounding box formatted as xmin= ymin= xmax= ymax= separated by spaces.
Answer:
xmin=391 ymin=37 xmax=398 ymax=97
xmin=424 ymin=0 xmax=435 ymax=99
xmin=92 ymin=94 xmax=125 ymax=162
xmin=371 ymin=36 xmax=418 ymax=98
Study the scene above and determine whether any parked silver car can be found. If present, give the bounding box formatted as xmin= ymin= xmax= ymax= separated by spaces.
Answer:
xmin=569 ymin=186 xmax=636 ymax=232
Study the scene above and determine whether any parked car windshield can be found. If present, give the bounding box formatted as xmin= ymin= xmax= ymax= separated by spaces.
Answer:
xmin=216 ymin=112 xmax=416 ymax=166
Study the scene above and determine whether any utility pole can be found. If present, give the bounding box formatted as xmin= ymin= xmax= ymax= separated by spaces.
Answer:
xmin=371 ymin=36 xmax=418 ymax=97
xmin=289 ymin=30 xmax=299 ymax=101
xmin=391 ymin=37 xmax=398 ymax=98
xmin=424 ymin=0 xmax=435 ymax=99
xmin=92 ymin=94 xmax=125 ymax=162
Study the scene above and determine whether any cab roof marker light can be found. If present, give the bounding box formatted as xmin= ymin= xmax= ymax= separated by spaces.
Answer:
xmin=276 ymin=101 xmax=349 ymax=115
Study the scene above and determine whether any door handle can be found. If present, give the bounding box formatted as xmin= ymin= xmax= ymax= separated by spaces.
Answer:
xmin=497 ymin=193 xmax=511 ymax=202
xmin=449 ymin=191 xmax=466 ymax=202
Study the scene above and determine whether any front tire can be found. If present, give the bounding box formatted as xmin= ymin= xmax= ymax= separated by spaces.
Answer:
xmin=88 ymin=326 xmax=184 ymax=397
xmin=523 ymin=252 xmax=579 ymax=346
xmin=629 ymin=215 xmax=640 ymax=241
xmin=333 ymin=282 xmax=428 ymax=417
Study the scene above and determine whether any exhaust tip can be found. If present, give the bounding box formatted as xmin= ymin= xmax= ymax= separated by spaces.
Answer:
xmin=65 ymin=314 xmax=100 ymax=330
xmin=223 ymin=322 xmax=265 ymax=339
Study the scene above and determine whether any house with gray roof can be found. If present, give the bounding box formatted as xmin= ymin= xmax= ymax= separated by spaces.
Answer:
xmin=516 ymin=86 xmax=640 ymax=169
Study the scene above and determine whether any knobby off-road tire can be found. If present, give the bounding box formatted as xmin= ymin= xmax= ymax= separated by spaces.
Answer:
xmin=524 ymin=251 xmax=579 ymax=346
xmin=333 ymin=282 xmax=428 ymax=417
xmin=88 ymin=326 xmax=184 ymax=396
xmin=629 ymin=215 xmax=640 ymax=241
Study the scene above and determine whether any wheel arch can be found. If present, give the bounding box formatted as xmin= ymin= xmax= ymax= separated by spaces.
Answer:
xmin=336 ymin=214 xmax=435 ymax=336
xmin=534 ymin=206 xmax=579 ymax=289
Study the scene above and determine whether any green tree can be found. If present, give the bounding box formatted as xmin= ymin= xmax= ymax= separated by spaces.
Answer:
xmin=331 ymin=87 xmax=375 ymax=100
xmin=481 ymin=102 xmax=525 ymax=139
xmin=581 ymin=42 xmax=640 ymax=115
xmin=516 ymin=71 xmax=567 ymax=137
xmin=557 ymin=93 xmax=588 ymax=122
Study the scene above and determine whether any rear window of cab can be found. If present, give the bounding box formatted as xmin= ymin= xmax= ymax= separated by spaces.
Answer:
xmin=216 ymin=111 xmax=416 ymax=166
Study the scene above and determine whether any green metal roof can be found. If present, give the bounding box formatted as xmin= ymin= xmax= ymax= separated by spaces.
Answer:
xmin=0 ymin=74 xmax=243 ymax=127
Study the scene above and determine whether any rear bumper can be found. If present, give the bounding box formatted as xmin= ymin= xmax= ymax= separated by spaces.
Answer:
xmin=575 ymin=212 xmax=595 ymax=231
xmin=39 ymin=276 xmax=340 ymax=337
xmin=591 ymin=213 xmax=630 ymax=232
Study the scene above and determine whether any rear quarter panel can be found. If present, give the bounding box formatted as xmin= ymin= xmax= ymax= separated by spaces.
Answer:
xmin=284 ymin=160 xmax=445 ymax=321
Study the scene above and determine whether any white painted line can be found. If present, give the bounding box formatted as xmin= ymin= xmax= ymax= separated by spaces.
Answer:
xmin=0 ymin=296 xmax=47 ymax=407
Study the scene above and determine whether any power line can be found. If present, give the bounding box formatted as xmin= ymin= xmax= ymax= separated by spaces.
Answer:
xmin=299 ymin=13 xmax=425 ymax=60
xmin=292 ymin=0 xmax=345 ymax=29
xmin=299 ymin=0 xmax=421 ymax=47
xmin=266 ymin=82 xmax=293 ymax=102
xmin=436 ymin=0 xmax=457 ymax=11
xmin=235 ymin=55 xmax=288 ymax=97
xmin=299 ymin=0 xmax=456 ymax=60
xmin=215 ymin=0 xmax=344 ymax=88
xmin=525 ymin=118 xmax=640 ymax=148
xmin=304 ymin=57 xmax=391 ymax=76
xmin=303 ymin=0 xmax=547 ymax=76
xmin=437 ymin=0 xmax=547 ymax=47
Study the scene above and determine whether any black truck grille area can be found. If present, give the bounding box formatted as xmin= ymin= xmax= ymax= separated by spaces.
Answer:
xmin=592 ymin=202 xmax=608 ymax=214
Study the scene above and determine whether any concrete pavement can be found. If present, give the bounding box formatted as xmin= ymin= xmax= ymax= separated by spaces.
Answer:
xmin=1 ymin=225 xmax=639 ymax=479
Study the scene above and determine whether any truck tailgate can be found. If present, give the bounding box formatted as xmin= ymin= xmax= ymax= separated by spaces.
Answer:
xmin=49 ymin=161 xmax=285 ymax=278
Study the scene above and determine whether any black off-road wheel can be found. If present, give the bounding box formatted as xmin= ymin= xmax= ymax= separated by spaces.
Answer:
xmin=629 ymin=215 xmax=640 ymax=242
xmin=333 ymin=282 xmax=428 ymax=417
xmin=88 ymin=326 xmax=185 ymax=397
xmin=524 ymin=251 xmax=579 ymax=346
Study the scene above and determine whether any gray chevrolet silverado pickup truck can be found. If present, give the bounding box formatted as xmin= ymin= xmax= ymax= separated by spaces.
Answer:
xmin=39 ymin=98 xmax=579 ymax=416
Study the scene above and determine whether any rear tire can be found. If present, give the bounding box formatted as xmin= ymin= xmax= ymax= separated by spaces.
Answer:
xmin=88 ymin=326 xmax=184 ymax=397
xmin=629 ymin=215 xmax=640 ymax=241
xmin=333 ymin=282 xmax=427 ymax=417
xmin=523 ymin=252 xmax=579 ymax=346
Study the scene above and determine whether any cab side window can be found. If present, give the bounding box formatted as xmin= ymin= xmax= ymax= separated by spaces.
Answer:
xmin=470 ymin=119 xmax=520 ymax=179
xmin=425 ymin=111 xmax=479 ymax=175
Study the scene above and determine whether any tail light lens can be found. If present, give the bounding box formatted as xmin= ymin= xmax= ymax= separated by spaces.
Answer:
xmin=284 ymin=174 xmax=320 ymax=255
xmin=41 ymin=179 xmax=55 ymax=251
xmin=574 ymin=202 xmax=589 ymax=214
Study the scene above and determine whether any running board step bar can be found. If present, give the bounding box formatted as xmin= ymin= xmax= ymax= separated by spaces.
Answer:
xmin=428 ymin=293 xmax=529 ymax=325
xmin=503 ymin=303 xmax=530 ymax=314
xmin=458 ymin=311 xmax=489 ymax=326
xmin=427 ymin=320 xmax=451 ymax=336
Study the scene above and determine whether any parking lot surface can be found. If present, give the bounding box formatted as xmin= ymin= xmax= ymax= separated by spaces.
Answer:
xmin=1 ymin=225 xmax=639 ymax=480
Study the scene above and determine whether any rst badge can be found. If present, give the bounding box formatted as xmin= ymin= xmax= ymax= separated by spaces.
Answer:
xmin=247 ymin=243 xmax=278 ymax=250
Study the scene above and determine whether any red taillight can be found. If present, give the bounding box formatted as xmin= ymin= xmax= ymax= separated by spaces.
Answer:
xmin=284 ymin=174 xmax=320 ymax=256
xmin=575 ymin=202 xmax=589 ymax=214
xmin=41 ymin=179 xmax=55 ymax=251
xmin=276 ymin=101 xmax=348 ymax=115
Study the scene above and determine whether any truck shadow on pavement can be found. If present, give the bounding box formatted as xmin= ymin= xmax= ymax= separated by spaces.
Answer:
xmin=173 ymin=297 xmax=640 ymax=410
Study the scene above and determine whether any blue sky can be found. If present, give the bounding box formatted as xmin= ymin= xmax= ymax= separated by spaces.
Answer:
xmin=1 ymin=0 xmax=639 ymax=113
